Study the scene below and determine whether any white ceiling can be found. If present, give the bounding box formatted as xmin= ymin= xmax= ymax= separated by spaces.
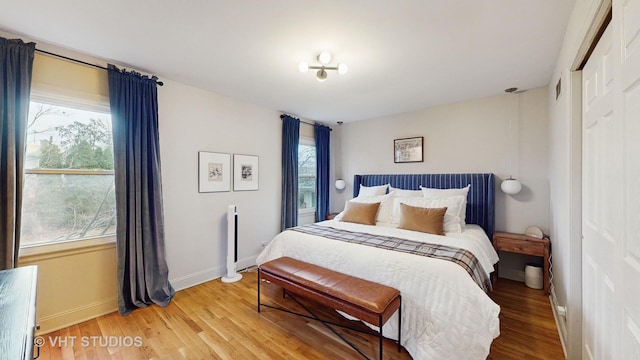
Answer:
xmin=0 ymin=0 xmax=575 ymax=123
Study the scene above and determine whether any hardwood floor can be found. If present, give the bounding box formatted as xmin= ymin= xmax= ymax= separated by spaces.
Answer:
xmin=36 ymin=270 xmax=564 ymax=359
xmin=487 ymin=279 xmax=565 ymax=360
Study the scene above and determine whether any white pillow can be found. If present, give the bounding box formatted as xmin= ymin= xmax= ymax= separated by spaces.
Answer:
xmin=391 ymin=196 xmax=466 ymax=233
xmin=357 ymin=183 xmax=389 ymax=197
xmin=335 ymin=191 xmax=396 ymax=224
xmin=420 ymin=185 xmax=470 ymax=227
xmin=389 ymin=186 xmax=423 ymax=198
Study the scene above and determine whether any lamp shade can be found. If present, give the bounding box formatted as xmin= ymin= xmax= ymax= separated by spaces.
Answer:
xmin=335 ymin=179 xmax=346 ymax=190
xmin=337 ymin=63 xmax=348 ymax=75
xmin=318 ymin=51 xmax=332 ymax=65
xmin=501 ymin=178 xmax=522 ymax=195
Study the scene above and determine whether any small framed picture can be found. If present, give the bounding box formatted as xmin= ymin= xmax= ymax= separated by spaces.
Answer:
xmin=233 ymin=154 xmax=259 ymax=191
xmin=198 ymin=151 xmax=231 ymax=192
xmin=394 ymin=136 xmax=424 ymax=163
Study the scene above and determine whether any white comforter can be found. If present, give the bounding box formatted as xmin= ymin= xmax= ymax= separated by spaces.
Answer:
xmin=256 ymin=221 xmax=500 ymax=360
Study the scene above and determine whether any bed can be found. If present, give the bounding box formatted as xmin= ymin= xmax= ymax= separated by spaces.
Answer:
xmin=256 ymin=173 xmax=500 ymax=359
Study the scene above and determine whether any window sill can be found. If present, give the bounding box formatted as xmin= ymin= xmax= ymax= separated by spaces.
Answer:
xmin=298 ymin=208 xmax=316 ymax=215
xmin=19 ymin=235 xmax=116 ymax=262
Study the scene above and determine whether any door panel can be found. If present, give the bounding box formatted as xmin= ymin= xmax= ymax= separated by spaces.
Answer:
xmin=582 ymin=23 xmax=621 ymax=360
xmin=622 ymin=315 xmax=640 ymax=358
xmin=582 ymin=256 xmax=597 ymax=359
xmin=620 ymin=0 xmax=640 ymax=354
xmin=621 ymin=0 xmax=640 ymax=87
xmin=601 ymin=276 xmax=615 ymax=359
xmin=583 ymin=0 xmax=640 ymax=358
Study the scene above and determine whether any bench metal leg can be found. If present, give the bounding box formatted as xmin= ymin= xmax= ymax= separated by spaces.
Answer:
xmin=257 ymin=278 xmax=403 ymax=360
xmin=257 ymin=268 xmax=261 ymax=313
xmin=378 ymin=315 xmax=384 ymax=360
xmin=379 ymin=297 xmax=403 ymax=359
xmin=398 ymin=296 xmax=402 ymax=352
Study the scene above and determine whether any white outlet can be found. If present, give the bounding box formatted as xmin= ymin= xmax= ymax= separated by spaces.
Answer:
xmin=556 ymin=305 xmax=567 ymax=317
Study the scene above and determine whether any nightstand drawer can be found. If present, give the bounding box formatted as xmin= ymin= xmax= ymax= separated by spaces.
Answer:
xmin=495 ymin=237 xmax=545 ymax=256
xmin=326 ymin=213 xmax=339 ymax=220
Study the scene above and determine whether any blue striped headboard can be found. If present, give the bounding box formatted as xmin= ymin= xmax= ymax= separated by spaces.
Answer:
xmin=353 ymin=173 xmax=495 ymax=239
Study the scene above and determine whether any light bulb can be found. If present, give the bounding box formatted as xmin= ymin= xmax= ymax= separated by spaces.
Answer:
xmin=317 ymin=51 xmax=331 ymax=65
xmin=337 ymin=63 xmax=348 ymax=75
xmin=335 ymin=179 xmax=346 ymax=190
xmin=298 ymin=62 xmax=309 ymax=72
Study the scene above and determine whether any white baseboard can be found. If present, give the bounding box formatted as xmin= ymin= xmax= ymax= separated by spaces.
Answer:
xmin=550 ymin=288 xmax=568 ymax=359
xmin=36 ymin=297 xmax=118 ymax=335
xmin=238 ymin=255 xmax=257 ymax=272
xmin=170 ymin=266 xmax=222 ymax=291
xmin=170 ymin=254 xmax=258 ymax=291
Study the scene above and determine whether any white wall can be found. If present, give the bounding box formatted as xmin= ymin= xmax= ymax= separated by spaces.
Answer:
xmin=158 ymin=80 xmax=282 ymax=290
xmin=547 ymin=0 xmax=607 ymax=357
xmin=332 ymin=88 xmax=550 ymax=280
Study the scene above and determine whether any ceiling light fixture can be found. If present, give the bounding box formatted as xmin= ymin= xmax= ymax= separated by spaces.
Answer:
xmin=299 ymin=51 xmax=348 ymax=81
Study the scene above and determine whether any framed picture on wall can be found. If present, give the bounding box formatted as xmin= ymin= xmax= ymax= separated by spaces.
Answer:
xmin=233 ymin=154 xmax=259 ymax=191
xmin=198 ymin=151 xmax=231 ymax=192
xmin=394 ymin=136 xmax=424 ymax=163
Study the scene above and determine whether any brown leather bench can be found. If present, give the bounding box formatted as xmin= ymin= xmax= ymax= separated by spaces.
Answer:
xmin=258 ymin=256 xmax=401 ymax=359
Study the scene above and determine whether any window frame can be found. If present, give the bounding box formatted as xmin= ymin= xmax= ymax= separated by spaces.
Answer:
xmin=298 ymin=136 xmax=316 ymax=215
xmin=20 ymin=94 xmax=116 ymax=254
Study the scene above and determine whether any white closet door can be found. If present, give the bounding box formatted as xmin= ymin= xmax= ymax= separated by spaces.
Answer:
xmin=582 ymin=0 xmax=640 ymax=358
xmin=618 ymin=0 xmax=640 ymax=357
xmin=582 ymin=23 xmax=621 ymax=360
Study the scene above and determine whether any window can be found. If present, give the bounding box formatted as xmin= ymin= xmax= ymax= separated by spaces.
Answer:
xmin=298 ymin=139 xmax=316 ymax=210
xmin=20 ymin=100 xmax=115 ymax=247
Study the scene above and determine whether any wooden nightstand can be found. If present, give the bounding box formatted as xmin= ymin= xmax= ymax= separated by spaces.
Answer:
xmin=326 ymin=213 xmax=340 ymax=220
xmin=493 ymin=231 xmax=550 ymax=295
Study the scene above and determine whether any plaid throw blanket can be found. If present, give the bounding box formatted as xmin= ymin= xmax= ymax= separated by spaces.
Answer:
xmin=291 ymin=224 xmax=492 ymax=292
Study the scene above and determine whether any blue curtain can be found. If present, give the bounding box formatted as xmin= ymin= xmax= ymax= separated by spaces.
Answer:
xmin=108 ymin=64 xmax=174 ymax=315
xmin=314 ymin=124 xmax=330 ymax=222
xmin=0 ymin=38 xmax=35 ymax=270
xmin=281 ymin=114 xmax=299 ymax=230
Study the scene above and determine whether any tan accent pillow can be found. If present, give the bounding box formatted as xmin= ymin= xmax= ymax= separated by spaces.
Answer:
xmin=339 ymin=201 xmax=381 ymax=225
xmin=397 ymin=203 xmax=447 ymax=235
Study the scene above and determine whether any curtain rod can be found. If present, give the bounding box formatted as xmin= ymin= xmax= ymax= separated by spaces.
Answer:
xmin=35 ymin=49 xmax=164 ymax=86
xmin=280 ymin=113 xmax=332 ymax=131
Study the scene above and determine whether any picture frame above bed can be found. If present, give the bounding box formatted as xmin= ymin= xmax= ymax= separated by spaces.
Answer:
xmin=394 ymin=136 xmax=423 ymax=163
